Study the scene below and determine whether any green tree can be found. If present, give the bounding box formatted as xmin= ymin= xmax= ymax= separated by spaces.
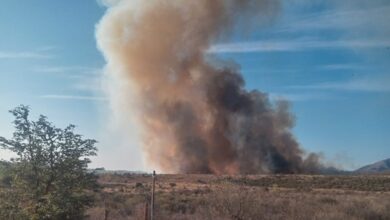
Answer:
xmin=0 ymin=105 xmax=98 ymax=220
xmin=0 ymin=160 xmax=12 ymax=187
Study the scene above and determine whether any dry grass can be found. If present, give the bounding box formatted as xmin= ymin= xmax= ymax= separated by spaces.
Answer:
xmin=86 ymin=174 xmax=390 ymax=220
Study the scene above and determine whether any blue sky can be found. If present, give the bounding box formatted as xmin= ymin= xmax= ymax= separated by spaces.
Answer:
xmin=0 ymin=0 xmax=389 ymax=170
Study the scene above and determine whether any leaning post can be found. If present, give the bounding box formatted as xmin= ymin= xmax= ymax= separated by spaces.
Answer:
xmin=151 ymin=170 xmax=156 ymax=220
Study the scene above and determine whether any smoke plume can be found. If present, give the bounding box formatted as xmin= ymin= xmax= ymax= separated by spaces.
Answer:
xmin=96 ymin=0 xmax=320 ymax=174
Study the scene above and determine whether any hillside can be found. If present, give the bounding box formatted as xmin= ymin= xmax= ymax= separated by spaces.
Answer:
xmin=355 ymin=158 xmax=390 ymax=174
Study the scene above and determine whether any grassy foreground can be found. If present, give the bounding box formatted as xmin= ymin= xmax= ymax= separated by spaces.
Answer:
xmin=87 ymin=174 xmax=390 ymax=220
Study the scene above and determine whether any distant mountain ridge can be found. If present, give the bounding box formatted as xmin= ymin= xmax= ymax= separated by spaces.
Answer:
xmin=355 ymin=158 xmax=390 ymax=174
xmin=88 ymin=159 xmax=390 ymax=175
xmin=90 ymin=168 xmax=147 ymax=175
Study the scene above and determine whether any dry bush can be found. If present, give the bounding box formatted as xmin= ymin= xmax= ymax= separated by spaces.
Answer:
xmin=204 ymin=184 xmax=261 ymax=220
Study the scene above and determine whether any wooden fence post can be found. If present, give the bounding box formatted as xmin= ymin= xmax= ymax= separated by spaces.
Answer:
xmin=151 ymin=170 xmax=156 ymax=220
xmin=144 ymin=202 xmax=149 ymax=220
xmin=103 ymin=193 xmax=109 ymax=220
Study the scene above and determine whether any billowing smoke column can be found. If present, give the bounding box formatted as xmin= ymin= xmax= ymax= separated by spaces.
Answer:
xmin=96 ymin=0 xmax=320 ymax=174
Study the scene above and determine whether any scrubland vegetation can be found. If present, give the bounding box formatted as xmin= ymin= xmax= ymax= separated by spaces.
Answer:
xmin=87 ymin=173 xmax=390 ymax=220
xmin=1 ymin=106 xmax=389 ymax=220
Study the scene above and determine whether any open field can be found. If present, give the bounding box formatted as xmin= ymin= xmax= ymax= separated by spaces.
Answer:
xmin=87 ymin=174 xmax=390 ymax=220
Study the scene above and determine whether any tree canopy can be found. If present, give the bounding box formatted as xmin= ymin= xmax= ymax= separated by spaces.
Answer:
xmin=0 ymin=105 xmax=98 ymax=220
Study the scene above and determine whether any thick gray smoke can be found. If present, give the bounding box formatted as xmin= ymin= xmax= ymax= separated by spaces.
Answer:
xmin=96 ymin=0 xmax=320 ymax=174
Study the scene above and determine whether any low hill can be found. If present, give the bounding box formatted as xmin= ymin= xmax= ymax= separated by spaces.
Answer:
xmin=355 ymin=158 xmax=390 ymax=174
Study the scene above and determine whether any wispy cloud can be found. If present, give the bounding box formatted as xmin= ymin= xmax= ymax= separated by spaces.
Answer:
xmin=72 ymin=75 xmax=103 ymax=92
xmin=0 ymin=51 xmax=52 ymax=59
xmin=34 ymin=65 xmax=104 ymax=94
xmin=291 ymin=75 xmax=390 ymax=93
xmin=97 ymin=0 xmax=122 ymax=7
xmin=269 ymin=92 xmax=332 ymax=102
xmin=33 ymin=66 xmax=100 ymax=75
xmin=279 ymin=4 xmax=390 ymax=34
xmin=320 ymin=64 xmax=367 ymax=71
xmin=40 ymin=94 xmax=107 ymax=101
xmin=210 ymin=2 xmax=390 ymax=54
xmin=208 ymin=39 xmax=390 ymax=53
xmin=35 ymin=46 xmax=58 ymax=52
